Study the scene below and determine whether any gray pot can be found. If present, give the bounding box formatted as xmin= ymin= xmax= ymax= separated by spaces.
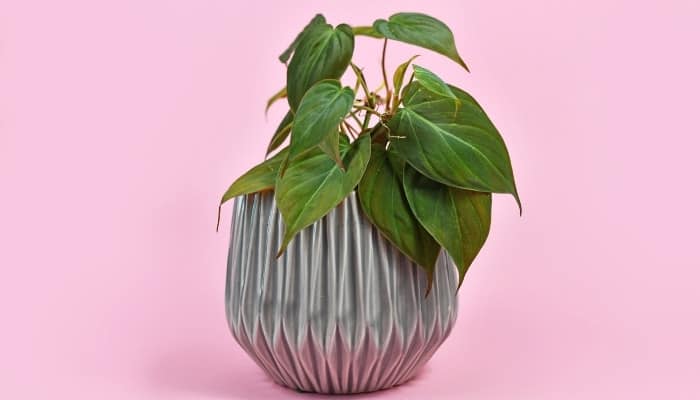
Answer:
xmin=225 ymin=192 xmax=459 ymax=394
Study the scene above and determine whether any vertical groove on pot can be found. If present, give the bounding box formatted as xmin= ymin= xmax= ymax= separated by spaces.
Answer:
xmin=226 ymin=192 xmax=459 ymax=394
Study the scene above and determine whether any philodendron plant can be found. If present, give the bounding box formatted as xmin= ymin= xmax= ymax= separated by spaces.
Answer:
xmin=219 ymin=12 xmax=520 ymax=289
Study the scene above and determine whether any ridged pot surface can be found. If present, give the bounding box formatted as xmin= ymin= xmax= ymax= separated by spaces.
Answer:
xmin=225 ymin=192 xmax=459 ymax=394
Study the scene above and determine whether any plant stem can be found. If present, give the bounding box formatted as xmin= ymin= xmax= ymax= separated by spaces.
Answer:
xmin=361 ymin=111 xmax=372 ymax=133
xmin=343 ymin=121 xmax=359 ymax=139
xmin=381 ymin=39 xmax=392 ymax=112
xmin=348 ymin=110 xmax=363 ymax=128
xmin=339 ymin=122 xmax=354 ymax=140
xmin=349 ymin=104 xmax=372 ymax=136
xmin=354 ymin=105 xmax=382 ymax=117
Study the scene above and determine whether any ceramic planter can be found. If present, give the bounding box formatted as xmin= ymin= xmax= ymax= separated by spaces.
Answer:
xmin=225 ymin=191 xmax=458 ymax=394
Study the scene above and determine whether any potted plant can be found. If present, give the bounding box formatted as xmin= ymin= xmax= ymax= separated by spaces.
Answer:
xmin=218 ymin=12 xmax=520 ymax=394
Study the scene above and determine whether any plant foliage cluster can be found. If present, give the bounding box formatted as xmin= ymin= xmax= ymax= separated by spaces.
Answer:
xmin=220 ymin=12 xmax=520 ymax=289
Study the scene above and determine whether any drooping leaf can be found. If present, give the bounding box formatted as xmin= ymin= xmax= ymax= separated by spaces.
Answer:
xmin=388 ymin=81 xmax=521 ymax=212
xmin=265 ymin=87 xmax=287 ymax=115
xmin=357 ymin=144 xmax=440 ymax=283
xmin=403 ymin=165 xmax=491 ymax=287
xmin=279 ymin=14 xmax=327 ymax=64
xmin=392 ymin=55 xmax=419 ymax=95
xmin=412 ymin=65 xmax=457 ymax=99
xmin=373 ymin=13 xmax=469 ymax=71
xmin=266 ymin=110 xmax=293 ymax=156
xmin=318 ymin=130 xmax=345 ymax=170
xmin=275 ymin=134 xmax=370 ymax=254
xmin=218 ymin=147 xmax=289 ymax=230
xmin=287 ymin=23 xmax=354 ymax=111
xmin=289 ymin=80 xmax=355 ymax=160
xmin=352 ymin=25 xmax=383 ymax=38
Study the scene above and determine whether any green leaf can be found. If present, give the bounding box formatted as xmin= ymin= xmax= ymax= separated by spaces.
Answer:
xmin=218 ymin=147 xmax=289 ymax=230
xmin=279 ymin=14 xmax=327 ymax=64
xmin=287 ymin=23 xmax=354 ymax=111
xmin=275 ymin=134 xmax=370 ymax=254
xmin=388 ymin=81 xmax=521 ymax=211
xmin=392 ymin=55 xmax=419 ymax=94
xmin=373 ymin=13 xmax=469 ymax=71
xmin=357 ymin=144 xmax=441 ymax=284
xmin=412 ymin=65 xmax=456 ymax=99
xmin=350 ymin=63 xmax=370 ymax=101
xmin=289 ymin=80 xmax=355 ymax=160
xmin=266 ymin=110 xmax=293 ymax=156
xmin=318 ymin=130 xmax=345 ymax=170
xmin=352 ymin=25 xmax=383 ymax=38
xmin=403 ymin=165 xmax=491 ymax=287
xmin=265 ymin=87 xmax=287 ymax=115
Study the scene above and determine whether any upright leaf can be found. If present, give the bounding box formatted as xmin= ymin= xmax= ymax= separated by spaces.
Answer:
xmin=279 ymin=14 xmax=327 ymax=64
xmin=357 ymin=145 xmax=440 ymax=282
xmin=289 ymin=80 xmax=355 ymax=160
xmin=350 ymin=63 xmax=370 ymax=100
xmin=266 ymin=111 xmax=293 ymax=156
xmin=275 ymin=134 xmax=370 ymax=254
xmin=373 ymin=13 xmax=469 ymax=71
xmin=287 ymin=23 xmax=354 ymax=110
xmin=412 ymin=65 xmax=457 ymax=99
xmin=392 ymin=55 xmax=419 ymax=95
xmin=218 ymin=147 xmax=289 ymax=230
xmin=403 ymin=166 xmax=491 ymax=286
xmin=388 ymin=81 xmax=521 ymax=212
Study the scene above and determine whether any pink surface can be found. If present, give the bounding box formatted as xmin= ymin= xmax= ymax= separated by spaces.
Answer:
xmin=2 ymin=0 xmax=700 ymax=398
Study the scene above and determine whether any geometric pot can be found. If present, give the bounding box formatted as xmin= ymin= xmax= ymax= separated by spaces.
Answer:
xmin=225 ymin=191 xmax=459 ymax=394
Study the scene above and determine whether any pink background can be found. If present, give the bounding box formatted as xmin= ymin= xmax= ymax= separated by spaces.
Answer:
xmin=2 ymin=0 xmax=700 ymax=398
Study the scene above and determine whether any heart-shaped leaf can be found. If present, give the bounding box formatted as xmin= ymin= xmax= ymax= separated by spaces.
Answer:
xmin=275 ymin=134 xmax=370 ymax=254
xmin=412 ymin=64 xmax=456 ymax=99
xmin=403 ymin=165 xmax=491 ymax=286
xmin=266 ymin=110 xmax=293 ymax=156
xmin=388 ymin=81 xmax=521 ymax=211
xmin=357 ymin=144 xmax=440 ymax=282
xmin=218 ymin=147 xmax=289 ymax=230
xmin=279 ymin=14 xmax=327 ymax=64
xmin=289 ymin=80 xmax=355 ymax=160
xmin=287 ymin=22 xmax=354 ymax=111
xmin=373 ymin=13 xmax=469 ymax=71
